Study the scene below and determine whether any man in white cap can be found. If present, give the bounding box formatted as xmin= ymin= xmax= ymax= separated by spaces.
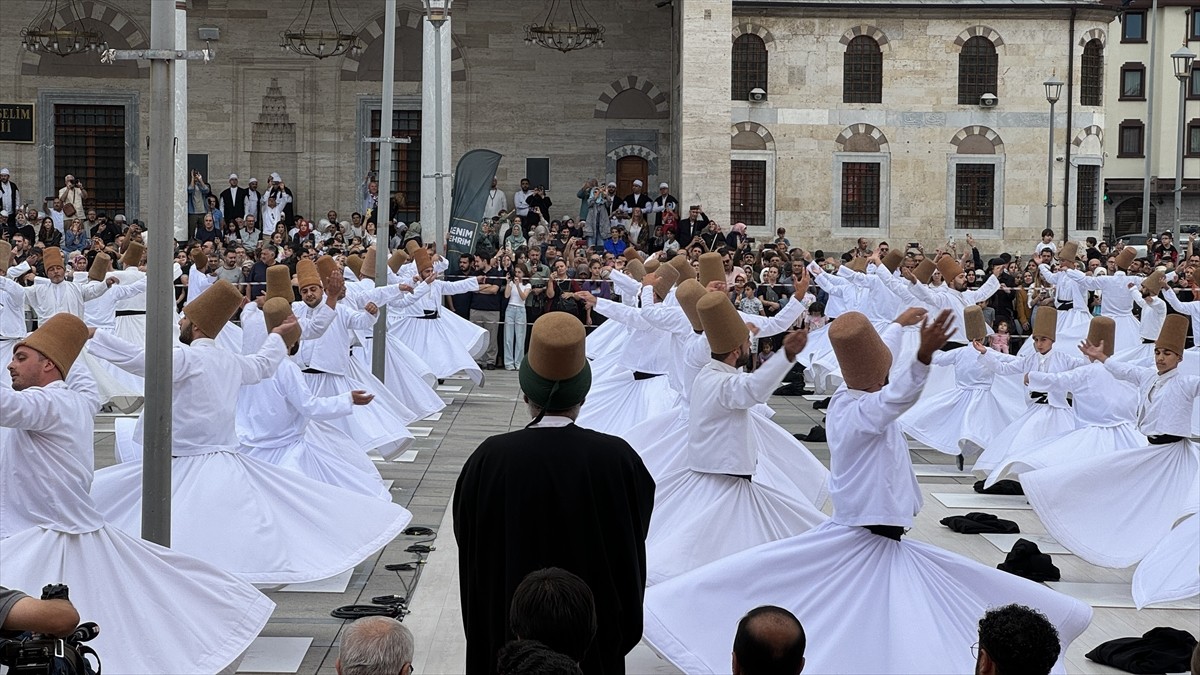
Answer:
xmin=621 ymin=179 xmax=652 ymax=214
xmin=57 ymin=174 xmax=87 ymax=220
xmin=264 ymin=172 xmax=295 ymax=227
xmin=649 ymin=181 xmax=677 ymax=233
xmin=0 ymin=168 xmax=18 ymax=219
xmin=220 ymin=173 xmax=248 ymax=222
xmin=112 ymin=213 xmax=126 ymax=235
xmin=244 ymin=177 xmax=261 ymax=221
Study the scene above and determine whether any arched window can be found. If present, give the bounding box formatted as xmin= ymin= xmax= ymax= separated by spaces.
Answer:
xmin=1081 ymin=39 xmax=1104 ymax=106
xmin=843 ymin=36 xmax=883 ymax=103
xmin=958 ymin=36 xmax=998 ymax=104
xmin=732 ymin=34 xmax=767 ymax=101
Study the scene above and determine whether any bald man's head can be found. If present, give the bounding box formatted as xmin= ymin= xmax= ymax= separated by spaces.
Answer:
xmin=732 ymin=606 xmax=806 ymax=675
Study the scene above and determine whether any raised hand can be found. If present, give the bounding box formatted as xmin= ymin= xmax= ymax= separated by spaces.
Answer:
xmin=1078 ymin=339 xmax=1108 ymax=363
xmin=794 ymin=266 xmax=810 ymax=297
xmin=894 ymin=307 xmax=928 ymax=327
xmin=350 ymin=390 xmax=375 ymax=406
xmin=782 ymin=328 xmax=809 ymax=361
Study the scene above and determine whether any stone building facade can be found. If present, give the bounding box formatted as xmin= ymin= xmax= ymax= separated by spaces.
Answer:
xmin=0 ymin=0 xmax=1116 ymax=251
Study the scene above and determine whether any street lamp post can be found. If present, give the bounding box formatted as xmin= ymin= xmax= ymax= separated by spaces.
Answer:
xmin=1172 ymin=45 xmax=1196 ymax=233
xmin=1044 ymin=76 xmax=1064 ymax=235
xmin=423 ymin=0 xmax=452 ymax=253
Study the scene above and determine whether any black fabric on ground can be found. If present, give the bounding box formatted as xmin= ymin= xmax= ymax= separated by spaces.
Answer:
xmin=939 ymin=511 xmax=1020 ymax=535
xmin=996 ymin=539 xmax=1060 ymax=582
xmin=974 ymin=479 xmax=1024 ymax=495
xmin=773 ymin=382 xmax=809 ymax=396
xmin=1085 ymin=627 xmax=1198 ymax=674
xmin=812 ymin=397 xmax=831 ymax=410
xmin=793 ymin=425 xmax=826 ymax=443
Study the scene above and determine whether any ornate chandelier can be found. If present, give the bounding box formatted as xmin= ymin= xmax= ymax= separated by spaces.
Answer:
xmin=20 ymin=0 xmax=106 ymax=57
xmin=280 ymin=0 xmax=363 ymax=60
xmin=525 ymin=0 xmax=605 ymax=53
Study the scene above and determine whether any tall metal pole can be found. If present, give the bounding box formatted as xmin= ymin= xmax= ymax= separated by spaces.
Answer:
xmin=143 ymin=0 xmax=176 ymax=546
xmin=1046 ymin=98 xmax=1057 ymax=231
xmin=1142 ymin=0 xmax=1160 ymax=236
xmin=371 ymin=0 xmax=397 ymax=381
xmin=1176 ymin=74 xmax=1187 ymax=232
xmin=433 ymin=21 xmax=446 ymax=251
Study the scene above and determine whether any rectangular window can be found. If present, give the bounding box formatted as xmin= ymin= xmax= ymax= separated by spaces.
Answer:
xmin=1122 ymin=11 xmax=1147 ymax=43
xmin=1119 ymin=121 xmax=1145 ymax=158
xmin=369 ymin=109 xmax=422 ymax=225
xmin=840 ymin=162 xmax=881 ymax=228
xmin=1075 ymin=164 xmax=1100 ymax=231
xmin=1190 ymin=67 xmax=1200 ymax=99
xmin=1188 ymin=120 xmax=1200 ymax=157
xmin=954 ymin=164 xmax=995 ymax=230
xmin=730 ymin=159 xmax=767 ymax=230
xmin=1120 ymin=64 xmax=1145 ymax=100
xmin=1191 ymin=11 xmax=1200 ymax=41
xmin=54 ymin=104 xmax=126 ymax=216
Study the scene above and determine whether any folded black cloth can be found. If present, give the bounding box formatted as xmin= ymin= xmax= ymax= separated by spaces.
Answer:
xmin=1085 ymin=627 xmax=1198 ymax=674
xmin=782 ymin=363 xmax=806 ymax=384
xmin=773 ymin=382 xmax=810 ymax=397
xmin=793 ymin=425 xmax=826 ymax=443
xmin=940 ymin=511 xmax=1020 ymax=535
xmin=812 ymin=397 xmax=831 ymax=410
xmin=996 ymin=538 xmax=1060 ymax=582
xmin=974 ymin=479 xmax=1024 ymax=495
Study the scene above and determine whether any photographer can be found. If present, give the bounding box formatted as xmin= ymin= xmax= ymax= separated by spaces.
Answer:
xmin=0 ymin=586 xmax=79 ymax=638
xmin=56 ymin=175 xmax=87 ymax=221
xmin=186 ymin=170 xmax=210 ymax=242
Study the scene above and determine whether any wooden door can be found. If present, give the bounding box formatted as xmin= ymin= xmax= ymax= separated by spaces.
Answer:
xmin=616 ymin=156 xmax=648 ymax=201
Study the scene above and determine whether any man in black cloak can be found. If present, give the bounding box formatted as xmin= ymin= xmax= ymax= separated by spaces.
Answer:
xmin=453 ymin=312 xmax=655 ymax=674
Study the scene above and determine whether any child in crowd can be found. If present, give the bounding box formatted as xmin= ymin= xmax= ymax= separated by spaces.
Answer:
xmin=805 ymin=301 xmax=827 ymax=330
xmin=758 ymin=339 xmax=775 ymax=367
xmin=989 ymin=321 xmax=1011 ymax=354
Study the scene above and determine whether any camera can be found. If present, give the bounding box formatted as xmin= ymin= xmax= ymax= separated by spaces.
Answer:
xmin=0 ymin=585 xmax=100 ymax=675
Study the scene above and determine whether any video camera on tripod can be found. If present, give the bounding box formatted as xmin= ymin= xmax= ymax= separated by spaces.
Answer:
xmin=0 ymin=585 xmax=100 ymax=675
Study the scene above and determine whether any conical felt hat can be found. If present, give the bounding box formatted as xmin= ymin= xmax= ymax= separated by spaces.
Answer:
xmin=1058 ymin=241 xmax=1079 ymax=263
xmin=936 ymin=255 xmax=963 ymax=282
xmin=262 ymin=297 xmax=300 ymax=350
xmin=295 ymin=258 xmax=322 ymax=290
xmin=15 ymin=313 xmax=88 ymax=379
xmin=405 ymin=240 xmax=422 ymax=255
xmin=265 ymin=264 xmax=293 ymax=303
xmin=625 ymin=259 xmax=646 ymax=283
xmin=1142 ymin=269 xmax=1165 ymax=296
xmin=829 ymin=311 xmax=892 ymax=390
xmin=964 ymin=305 xmax=988 ymax=343
xmin=1086 ymin=316 xmax=1116 ymax=357
xmin=698 ymin=290 xmax=747 ymax=354
xmin=698 ymin=253 xmax=724 ymax=287
xmin=1031 ymin=306 xmax=1058 ymax=340
xmin=183 ymin=279 xmax=242 ymax=338
xmin=912 ymin=258 xmax=936 ymax=284
xmin=676 ymin=278 xmax=707 ymax=332
xmin=345 ymin=254 xmax=363 ymax=279
xmin=315 ymin=256 xmax=337 ymax=286
xmin=1114 ymin=247 xmax=1137 ymax=271
xmin=846 ymin=256 xmax=868 ymax=273
xmin=653 ymin=262 xmax=679 ymax=300
xmin=519 ymin=312 xmax=591 ymax=409
xmin=361 ymin=246 xmax=378 ymax=280
xmin=623 ymin=247 xmax=641 ymax=262
xmin=0 ymin=240 xmax=10 ymax=276
xmin=644 ymin=257 xmax=661 ymax=274
xmin=667 ymin=254 xmax=694 ymax=285
xmin=43 ymin=246 xmax=64 ymax=270
xmin=389 ymin=250 xmax=410 ymax=274
xmin=1156 ymin=314 xmax=1189 ymax=355
xmin=121 ymin=241 xmax=145 ymax=267
xmin=190 ymin=249 xmax=207 ymax=272
xmin=88 ymin=252 xmax=111 ymax=282
xmin=881 ymin=249 xmax=904 ymax=273
xmin=411 ymin=248 xmax=431 ymax=273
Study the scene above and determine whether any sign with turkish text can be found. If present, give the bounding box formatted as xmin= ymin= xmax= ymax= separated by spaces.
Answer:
xmin=0 ymin=104 xmax=34 ymax=143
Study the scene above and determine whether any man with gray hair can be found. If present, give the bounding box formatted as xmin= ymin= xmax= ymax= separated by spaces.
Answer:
xmin=336 ymin=616 xmax=414 ymax=675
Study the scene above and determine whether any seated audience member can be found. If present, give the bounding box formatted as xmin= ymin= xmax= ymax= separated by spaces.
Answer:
xmin=336 ymin=616 xmax=414 ymax=675
xmin=509 ymin=567 xmax=598 ymax=665
xmin=733 ymin=606 xmax=806 ymax=675
xmin=974 ymin=604 xmax=1060 ymax=675
xmin=496 ymin=640 xmax=585 ymax=675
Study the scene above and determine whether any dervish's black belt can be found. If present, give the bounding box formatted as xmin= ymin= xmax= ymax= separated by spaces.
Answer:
xmin=301 ymin=368 xmax=327 ymax=374
xmin=1056 ymin=301 xmax=1074 ymax=310
xmin=725 ymin=474 xmax=752 ymax=481
xmin=115 ymin=310 xmax=146 ymax=317
xmin=1143 ymin=338 xmax=1155 ymax=344
xmin=633 ymin=371 xmax=663 ymax=380
xmin=416 ymin=310 xmax=439 ymax=319
xmin=1148 ymin=435 xmax=1185 ymax=445
xmin=863 ymin=525 xmax=905 ymax=541
xmin=1030 ymin=391 xmax=1050 ymax=405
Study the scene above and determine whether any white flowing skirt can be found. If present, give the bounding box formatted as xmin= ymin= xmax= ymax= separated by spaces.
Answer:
xmin=988 ymin=422 xmax=1147 ymax=487
xmin=306 ymin=366 xmax=414 ymax=460
xmin=1023 ymin=440 xmax=1200 ymax=568
xmin=1106 ymin=313 xmax=1144 ymax=354
xmin=0 ymin=524 xmax=274 ymax=675
xmin=239 ymin=429 xmax=390 ymax=501
xmin=645 ymin=469 xmax=827 ymax=586
xmin=1132 ymin=513 xmax=1200 ymax=609
xmin=642 ymin=520 xmax=1092 ymax=674
xmin=901 ymin=387 xmax=1012 ymax=456
xmin=90 ymin=450 xmax=412 ymax=584
xmin=585 ymin=317 xmax=629 ymax=367
xmin=973 ymin=404 xmax=1078 ymax=475
xmin=575 ymin=372 xmax=677 ymax=435
xmin=380 ymin=333 xmax=446 ymax=421
xmin=628 ymin=406 xmax=830 ymax=509
xmin=389 ymin=314 xmax=485 ymax=384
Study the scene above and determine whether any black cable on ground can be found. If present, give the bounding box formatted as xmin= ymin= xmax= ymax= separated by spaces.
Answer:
xmin=329 ymin=530 xmax=437 ymax=622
